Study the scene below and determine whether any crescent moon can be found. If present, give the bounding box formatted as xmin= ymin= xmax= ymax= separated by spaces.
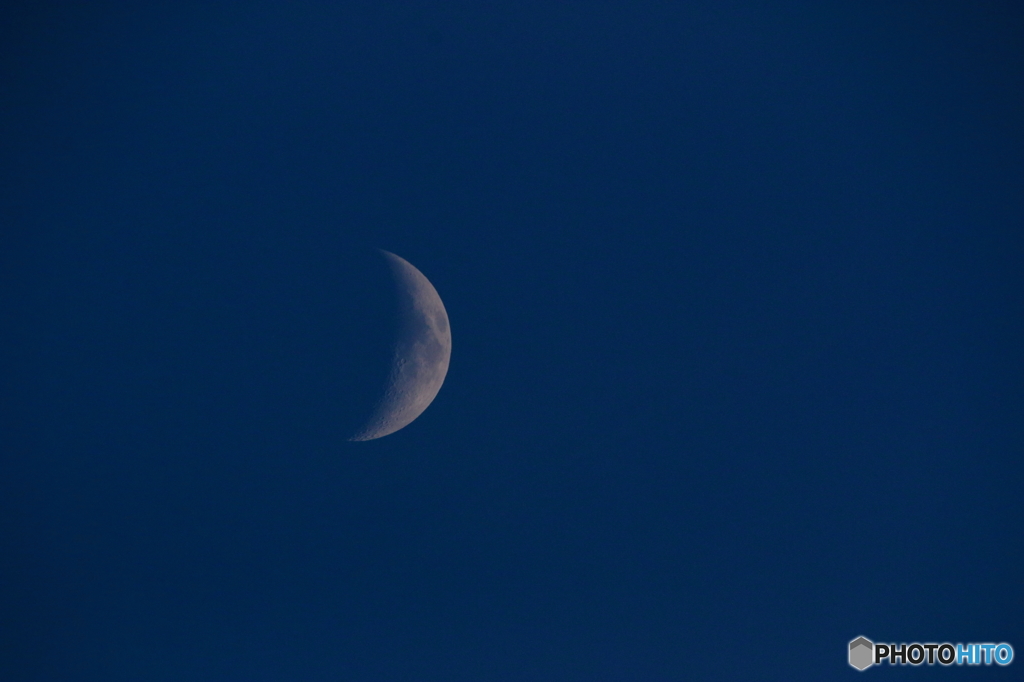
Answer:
xmin=349 ymin=251 xmax=452 ymax=441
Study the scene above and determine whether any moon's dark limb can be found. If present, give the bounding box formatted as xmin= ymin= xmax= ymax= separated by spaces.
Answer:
xmin=349 ymin=251 xmax=451 ymax=441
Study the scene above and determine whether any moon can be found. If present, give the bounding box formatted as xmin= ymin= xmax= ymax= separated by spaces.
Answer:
xmin=349 ymin=251 xmax=451 ymax=441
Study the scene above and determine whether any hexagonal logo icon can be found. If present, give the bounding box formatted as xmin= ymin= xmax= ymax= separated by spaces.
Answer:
xmin=849 ymin=636 xmax=874 ymax=671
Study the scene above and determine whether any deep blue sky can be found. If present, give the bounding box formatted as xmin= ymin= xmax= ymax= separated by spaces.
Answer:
xmin=2 ymin=2 xmax=1022 ymax=680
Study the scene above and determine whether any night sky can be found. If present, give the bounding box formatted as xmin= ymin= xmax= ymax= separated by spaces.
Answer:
xmin=2 ymin=2 xmax=1022 ymax=680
